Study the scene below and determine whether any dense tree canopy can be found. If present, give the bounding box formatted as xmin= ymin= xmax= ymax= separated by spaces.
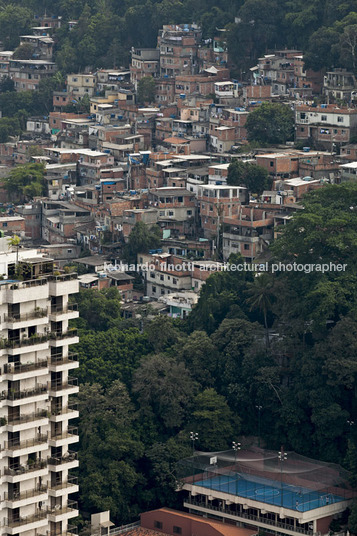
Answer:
xmin=227 ymin=160 xmax=270 ymax=195
xmin=3 ymin=162 xmax=45 ymax=201
xmin=245 ymin=102 xmax=295 ymax=145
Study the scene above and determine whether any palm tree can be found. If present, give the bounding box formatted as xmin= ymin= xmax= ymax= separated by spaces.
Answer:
xmin=8 ymin=234 xmax=20 ymax=265
xmin=245 ymin=273 xmax=274 ymax=350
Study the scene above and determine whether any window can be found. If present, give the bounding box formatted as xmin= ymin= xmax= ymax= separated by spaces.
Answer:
xmin=160 ymin=274 xmax=164 ymax=281
xmin=244 ymin=244 xmax=250 ymax=250
xmin=270 ymin=161 xmax=274 ymax=167
xmin=178 ymin=196 xmax=183 ymax=202
xmin=150 ymin=272 xmax=155 ymax=278
xmin=173 ymin=527 xmax=182 ymax=535
xmin=187 ymin=210 xmax=192 ymax=215
xmin=337 ymin=116 xmax=344 ymax=123
xmin=321 ymin=115 xmax=327 ymax=121
xmin=152 ymin=286 xmax=156 ymax=294
xmin=154 ymin=521 xmax=162 ymax=529
xmin=172 ymin=278 xmax=177 ymax=285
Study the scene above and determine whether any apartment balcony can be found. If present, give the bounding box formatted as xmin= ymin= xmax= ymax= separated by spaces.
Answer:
xmin=48 ymin=329 xmax=79 ymax=347
xmin=4 ymin=308 xmax=48 ymax=329
xmin=49 ymin=352 xmax=79 ymax=372
xmin=5 ymin=510 xmax=48 ymax=534
xmin=48 ymin=500 xmax=78 ymax=522
xmin=49 ymin=426 xmax=79 ymax=447
xmin=3 ymin=384 xmax=48 ymax=406
xmin=4 ymin=485 xmax=48 ymax=508
xmin=4 ymin=359 xmax=48 ymax=379
xmin=49 ymin=475 xmax=79 ymax=497
xmin=50 ymin=403 xmax=79 ymax=423
xmin=4 ymin=334 xmax=49 ymax=354
xmin=48 ymin=273 xmax=79 ymax=296
xmin=48 ymin=451 xmax=78 ymax=471
xmin=49 ymin=377 xmax=78 ymax=396
xmin=4 ymin=460 xmax=48 ymax=483
xmin=5 ymin=433 xmax=48 ymax=455
xmin=49 ymin=303 xmax=79 ymax=322
xmin=7 ymin=409 xmax=48 ymax=432
xmin=5 ymin=278 xmax=49 ymax=303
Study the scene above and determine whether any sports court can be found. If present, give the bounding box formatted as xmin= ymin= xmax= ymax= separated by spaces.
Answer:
xmin=194 ymin=473 xmax=344 ymax=512
xmin=177 ymin=448 xmax=356 ymax=513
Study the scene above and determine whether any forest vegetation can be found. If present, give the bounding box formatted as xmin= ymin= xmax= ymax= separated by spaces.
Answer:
xmin=73 ymin=182 xmax=357 ymax=531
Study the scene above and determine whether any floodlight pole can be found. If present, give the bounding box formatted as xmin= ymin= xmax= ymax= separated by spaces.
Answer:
xmin=190 ymin=432 xmax=198 ymax=484
xmin=256 ymin=405 xmax=262 ymax=447
xmin=232 ymin=441 xmax=241 ymax=494
xmin=278 ymin=448 xmax=287 ymax=507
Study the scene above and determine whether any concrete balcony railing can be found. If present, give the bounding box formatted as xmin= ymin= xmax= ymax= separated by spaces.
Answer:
xmin=4 ymin=459 xmax=47 ymax=476
xmin=51 ymin=426 xmax=78 ymax=441
xmin=50 ymin=403 xmax=78 ymax=417
xmin=3 ymin=384 xmax=48 ymax=401
xmin=50 ymin=475 xmax=78 ymax=491
xmin=48 ymin=451 xmax=77 ymax=466
xmin=4 ymin=485 xmax=48 ymax=502
xmin=50 ymin=353 xmax=78 ymax=366
xmin=8 ymin=409 xmax=48 ymax=425
xmin=48 ymin=273 xmax=77 ymax=283
xmin=50 ymin=304 xmax=78 ymax=315
xmin=48 ymin=328 xmax=78 ymax=341
xmin=5 ymin=433 xmax=48 ymax=451
xmin=50 ymin=377 xmax=78 ymax=392
xmin=4 ymin=279 xmax=48 ymax=291
xmin=49 ymin=500 xmax=78 ymax=516
xmin=3 ymin=334 xmax=49 ymax=349
xmin=4 ymin=308 xmax=48 ymax=323
xmin=6 ymin=510 xmax=48 ymax=528
xmin=4 ymin=359 xmax=48 ymax=375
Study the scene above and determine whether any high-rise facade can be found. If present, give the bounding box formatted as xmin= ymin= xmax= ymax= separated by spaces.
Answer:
xmin=0 ymin=241 xmax=79 ymax=536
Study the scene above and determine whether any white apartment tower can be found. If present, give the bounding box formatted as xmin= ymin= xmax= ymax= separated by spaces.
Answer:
xmin=0 ymin=240 xmax=79 ymax=536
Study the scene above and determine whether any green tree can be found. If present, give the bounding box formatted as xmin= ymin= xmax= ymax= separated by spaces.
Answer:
xmin=0 ymin=5 xmax=33 ymax=50
xmin=349 ymin=503 xmax=357 ymax=535
xmin=227 ymin=160 xmax=270 ymax=195
xmin=0 ymin=77 xmax=15 ymax=93
xmin=3 ymin=162 xmax=45 ymax=202
xmin=245 ymin=102 xmax=294 ymax=145
xmin=123 ymin=221 xmax=162 ymax=264
xmin=189 ymin=388 xmax=238 ymax=450
xmin=13 ymin=43 xmax=34 ymax=60
xmin=245 ymin=273 xmax=275 ymax=348
xmin=132 ymin=354 xmax=197 ymax=431
xmin=137 ymin=76 xmax=156 ymax=104
xmin=78 ymin=381 xmax=145 ymax=523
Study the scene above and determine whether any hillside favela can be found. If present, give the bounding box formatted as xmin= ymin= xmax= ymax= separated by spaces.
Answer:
xmin=0 ymin=1 xmax=357 ymax=536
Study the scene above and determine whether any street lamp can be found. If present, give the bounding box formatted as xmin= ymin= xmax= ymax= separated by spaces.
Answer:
xmin=256 ymin=405 xmax=262 ymax=447
xmin=278 ymin=449 xmax=287 ymax=507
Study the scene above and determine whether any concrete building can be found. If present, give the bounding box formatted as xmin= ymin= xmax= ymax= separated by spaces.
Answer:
xmin=178 ymin=448 xmax=356 ymax=536
xmin=158 ymin=24 xmax=202 ymax=78
xmin=66 ymin=74 xmax=96 ymax=99
xmin=10 ymin=60 xmax=56 ymax=91
xmin=295 ymin=104 xmax=357 ymax=150
xmin=0 ymin=241 xmax=79 ymax=536
xmin=130 ymin=48 xmax=159 ymax=89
